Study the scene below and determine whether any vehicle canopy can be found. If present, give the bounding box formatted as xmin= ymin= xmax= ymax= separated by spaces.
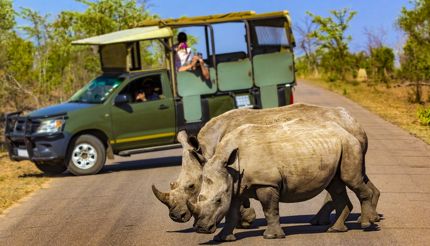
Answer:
xmin=73 ymin=10 xmax=296 ymax=122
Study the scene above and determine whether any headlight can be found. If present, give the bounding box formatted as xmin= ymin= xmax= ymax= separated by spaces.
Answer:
xmin=36 ymin=119 xmax=65 ymax=134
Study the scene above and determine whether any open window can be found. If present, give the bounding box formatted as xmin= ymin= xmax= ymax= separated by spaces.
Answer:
xmin=249 ymin=18 xmax=294 ymax=108
xmin=118 ymin=75 xmax=164 ymax=104
xmin=129 ymin=40 xmax=167 ymax=71
xmin=211 ymin=22 xmax=253 ymax=92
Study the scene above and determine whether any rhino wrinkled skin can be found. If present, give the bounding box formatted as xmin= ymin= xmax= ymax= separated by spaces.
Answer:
xmin=191 ymin=120 xmax=380 ymax=241
xmin=152 ymin=103 xmax=379 ymax=228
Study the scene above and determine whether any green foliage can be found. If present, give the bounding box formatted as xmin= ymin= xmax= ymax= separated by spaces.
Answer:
xmin=398 ymin=0 xmax=430 ymax=82
xmin=370 ymin=46 xmax=395 ymax=83
xmin=307 ymin=8 xmax=357 ymax=80
xmin=417 ymin=107 xmax=430 ymax=125
xmin=73 ymin=0 xmax=154 ymax=35
xmin=0 ymin=0 xmax=15 ymax=33
xmin=0 ymin=0 xmax=156 ymax=112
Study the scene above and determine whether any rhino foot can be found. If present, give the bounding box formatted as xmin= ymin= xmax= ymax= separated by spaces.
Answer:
xmin=328 ymin=224 xmax=348 ymax=233
xmin=263 ymin=227 xmax=285 ymax=239
xmin=236 ymin=221 xmax=251 ymax=229
xmin=213 ymin=233 xmax=236 ymax=242
xmin=357 ymin=213 xmax=380 ymax=224
xmin=360 ymin=216 xmax=374 ymax=229
xmin=237 ymin=207 xmax=256 ymax=229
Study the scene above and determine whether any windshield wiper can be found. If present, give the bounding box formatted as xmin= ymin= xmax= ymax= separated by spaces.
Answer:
xmin=68 ymin=100 xmax=83 ymax=103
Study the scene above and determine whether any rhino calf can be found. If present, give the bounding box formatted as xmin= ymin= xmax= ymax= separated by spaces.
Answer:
xmin=190 ymin=120 xmax=379 ymax=241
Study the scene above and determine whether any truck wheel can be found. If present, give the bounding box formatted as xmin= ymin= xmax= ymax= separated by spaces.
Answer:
xmin=67 ymin=135 xmax=106 ymax=176
xmin=34 ymin=161 xmax=67 ymax=176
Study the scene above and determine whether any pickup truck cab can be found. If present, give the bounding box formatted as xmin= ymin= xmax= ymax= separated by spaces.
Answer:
xmin=4 ymin=11 xmax=297 ymax=175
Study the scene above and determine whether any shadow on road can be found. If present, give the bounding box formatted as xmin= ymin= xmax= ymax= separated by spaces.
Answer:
xmin=101 ymin=156 xmax=182 ymax=173
xmin=186 ymin=213 xmax=379 ymax=244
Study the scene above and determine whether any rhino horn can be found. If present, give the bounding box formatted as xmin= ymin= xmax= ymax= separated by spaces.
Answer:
xmin=152 ymin=185 xmax=171 ymax=207
xmin=186 ymin=200 xmax=201 ymax=216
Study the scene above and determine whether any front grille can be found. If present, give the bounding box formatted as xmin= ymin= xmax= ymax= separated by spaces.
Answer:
xmin=5 ymin=114 xmax=40 ymax=136
xmin=14 ymin=119 xmax=26 ymax=133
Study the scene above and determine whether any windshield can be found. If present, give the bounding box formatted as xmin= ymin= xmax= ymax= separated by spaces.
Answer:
xmin=69 ymin=76 xmax=123 ymax=104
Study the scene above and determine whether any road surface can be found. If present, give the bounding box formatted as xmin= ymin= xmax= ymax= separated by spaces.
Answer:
xmin=1 ymin=81 xmax=430 ymax=245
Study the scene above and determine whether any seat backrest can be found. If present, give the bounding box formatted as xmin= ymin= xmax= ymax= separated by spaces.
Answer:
xmin=253 ymin=51 xmax=294 ymax=108
xmin=253 ymin=51 xmax=294 ymax=87
xmin=217 ymin=59 xmax=253 ymax=91
xmin=177 ymin=70 xmax=217 ymax=123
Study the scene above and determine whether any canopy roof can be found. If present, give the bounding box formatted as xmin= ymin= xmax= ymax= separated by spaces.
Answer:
xmin=72 ymin=26 xmax=173 ymax=45
xmin=138 ymin=10 xmax=290 ymax=27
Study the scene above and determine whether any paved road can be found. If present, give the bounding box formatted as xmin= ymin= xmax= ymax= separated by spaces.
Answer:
xmin=1 ymin=81 xmax=430 ymax=245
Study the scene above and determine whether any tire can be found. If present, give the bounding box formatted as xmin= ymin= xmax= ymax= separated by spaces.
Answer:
xmin=67 ymin=134 xmax=106 ymax=176
xmin=34 ymin=161 xmax=67 ymax=176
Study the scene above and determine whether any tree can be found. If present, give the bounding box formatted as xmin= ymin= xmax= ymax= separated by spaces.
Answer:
xmin=0 ymin=0 xmax=15 ymax=34
xmin=295 ymin=17 xmax=319 ymax=77
xmin=73 ymin=0 xmax=154 ymax=36
xmin=20 ymin=8 xmax=52 ymax=94
xmin=307 ymin=8 xmax=357 ymax=80
xmin=0 ymin=0 xmax=15 ymax=67
xmin=370 ymin=46 xmax=395 ymax=83
xmin=398 ymin=0 xmax=430 ymax=102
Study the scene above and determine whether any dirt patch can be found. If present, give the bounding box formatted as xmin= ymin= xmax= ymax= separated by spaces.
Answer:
xmin=0 ymin=153 xmax=49 ymax=214
xmin=305 ymin=79 xmax=430 ymax=145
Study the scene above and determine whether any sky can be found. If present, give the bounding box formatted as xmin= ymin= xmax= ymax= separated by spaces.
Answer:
xmin=13 ymin=0 xmax=412 ymax=55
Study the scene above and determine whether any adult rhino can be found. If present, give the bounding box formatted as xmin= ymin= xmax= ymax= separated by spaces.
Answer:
xmin=190 ymin=121 xmax=379 ymax=241
xmin=152 ymin=131 xmax=256 ymax=227
xmin=152 ymin=103 xmax=380 ymax=226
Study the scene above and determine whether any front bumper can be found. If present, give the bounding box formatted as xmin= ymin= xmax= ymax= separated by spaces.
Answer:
xmin=5 ymin=112 xmax=70 ymax=162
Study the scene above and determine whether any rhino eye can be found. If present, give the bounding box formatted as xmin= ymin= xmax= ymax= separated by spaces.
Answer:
xmin=188 ymin=184 xmax=195 ymax=190
xmin=199 ymin=195 xmax=207 ymax=202
xmin=215 ymin=198 xmax=222 ymax=205
xmin=204 ymin=177 xmax=213 ymax=185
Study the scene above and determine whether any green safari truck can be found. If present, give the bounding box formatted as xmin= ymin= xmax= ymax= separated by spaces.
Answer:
xmin=4 ymin=11 xmax=297 ymax=175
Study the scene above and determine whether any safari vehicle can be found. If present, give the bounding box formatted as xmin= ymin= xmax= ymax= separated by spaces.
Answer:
xmin=4 ymin=11 xmax=296 ymax=175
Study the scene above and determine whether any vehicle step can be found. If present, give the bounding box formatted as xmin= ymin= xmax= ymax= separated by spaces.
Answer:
xmin=117 ymin=143 xmax=181 ymax=157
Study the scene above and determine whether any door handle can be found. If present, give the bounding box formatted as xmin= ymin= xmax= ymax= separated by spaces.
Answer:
xmin=159 ymin=104 xmax=169 ymax=110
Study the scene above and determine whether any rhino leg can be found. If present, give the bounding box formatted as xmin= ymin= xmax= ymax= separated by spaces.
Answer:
xmin=310 ymin=193 xmax=334 ymax=226
xmin=256 ymin=186 xmax=285 ymax=239
xmin=326 ymin=177 xmax=353 ymax=232
xmin=237 ymin=198 xmax=256 ymax=229
xmin=213 ymin=198 xmax=241 ymax=242
xmin=342 ymin=173 xmax=376 ymax=228
xmin=357 ymin=179 xmax=381 ymax=223
xmin=367 ymin=179 xmax=381 ymax=221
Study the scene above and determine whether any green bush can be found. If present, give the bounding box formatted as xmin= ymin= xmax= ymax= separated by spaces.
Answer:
xmin=417 ymin=107 xmax=430 ymax=125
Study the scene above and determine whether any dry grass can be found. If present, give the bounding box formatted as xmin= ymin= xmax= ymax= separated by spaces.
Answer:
xmin=305 ymin=79 xmax=430 ymax=144
xmin=0 ymin=153 xmax=48 ymax=214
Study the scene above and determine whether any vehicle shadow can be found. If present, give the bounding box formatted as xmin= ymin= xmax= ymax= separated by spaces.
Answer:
xmin=100 ymin=156 xmax=182 ymax=173
xmin=18 ymin=156 xmax=182 ymax=178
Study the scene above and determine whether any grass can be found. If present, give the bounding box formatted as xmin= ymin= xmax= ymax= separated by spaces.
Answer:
xmin=0 ymin=153 xmax=48 ymax=214
xmin=304 ymin=78 xmax=430 ymax=145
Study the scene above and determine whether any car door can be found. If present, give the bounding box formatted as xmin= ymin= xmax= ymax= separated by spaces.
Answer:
xmin=110 ymin=72 xmax=176 ymax=151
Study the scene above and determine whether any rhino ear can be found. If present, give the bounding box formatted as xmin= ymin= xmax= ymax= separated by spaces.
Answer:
xmin=177 ymin=130 xmax=189 ymax=146
xmin=188 ymin=136 xmax=201 ymax=153
xmin=226 ymin=148 xmax=239 ymax=167
xmin=189 ymin=149 xmax=206 ymax=165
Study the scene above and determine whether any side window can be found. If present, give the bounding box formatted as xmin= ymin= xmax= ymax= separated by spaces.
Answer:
xmin=212 ymin=23 xmax=248 ymax=63
xmin=250 ymin=18 xmax=291 ymax=55
xmin=254 ymin=26 xmax=289 ymax=47
xmin=119 ymin=75 xmax=164 ymax=103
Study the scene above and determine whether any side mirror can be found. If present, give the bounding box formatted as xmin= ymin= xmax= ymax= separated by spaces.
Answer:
xmin=114 ymin=94 xmax=130 ymax=105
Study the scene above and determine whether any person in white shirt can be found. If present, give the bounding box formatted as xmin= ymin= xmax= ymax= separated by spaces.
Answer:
xmin=174 ymin=32 xmax=210 ymax=80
